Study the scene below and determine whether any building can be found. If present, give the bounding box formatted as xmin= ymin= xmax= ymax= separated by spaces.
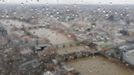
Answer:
xmin=104 ymin=43 xmax=134 ymax=66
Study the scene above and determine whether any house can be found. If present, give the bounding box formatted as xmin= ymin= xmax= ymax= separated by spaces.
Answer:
xmin=102 ymin=42 xmax=134 ymax=66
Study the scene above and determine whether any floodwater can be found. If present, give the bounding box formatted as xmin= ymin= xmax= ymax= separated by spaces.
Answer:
xmin=30 ymin=25 xmax=134 ymax=75
xmin=1 ymin=19 xmax=133 ymax=75
xmin=30 ymin=24 xmax=134 ymax=75
xmin=68 ymin=56 xmax=134 ymax=75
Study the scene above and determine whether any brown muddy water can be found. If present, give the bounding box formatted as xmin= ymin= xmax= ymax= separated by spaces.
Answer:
xmin=68 ymin=56 xmax=134 ymax=75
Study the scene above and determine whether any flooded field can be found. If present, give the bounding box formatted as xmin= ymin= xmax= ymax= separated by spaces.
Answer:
xmin=1 ymin=19 xmax=133 ymax=75
xmin=69 ymin=56 xmax=134 ymax=75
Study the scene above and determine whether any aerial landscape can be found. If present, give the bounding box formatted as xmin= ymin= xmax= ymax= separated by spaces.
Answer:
xmin=0 ymin=3 xmax=134 ymax=75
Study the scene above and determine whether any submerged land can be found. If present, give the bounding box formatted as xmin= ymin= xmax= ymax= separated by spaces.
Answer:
xmin=0 ymin=4 xmax=134 ymax=75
